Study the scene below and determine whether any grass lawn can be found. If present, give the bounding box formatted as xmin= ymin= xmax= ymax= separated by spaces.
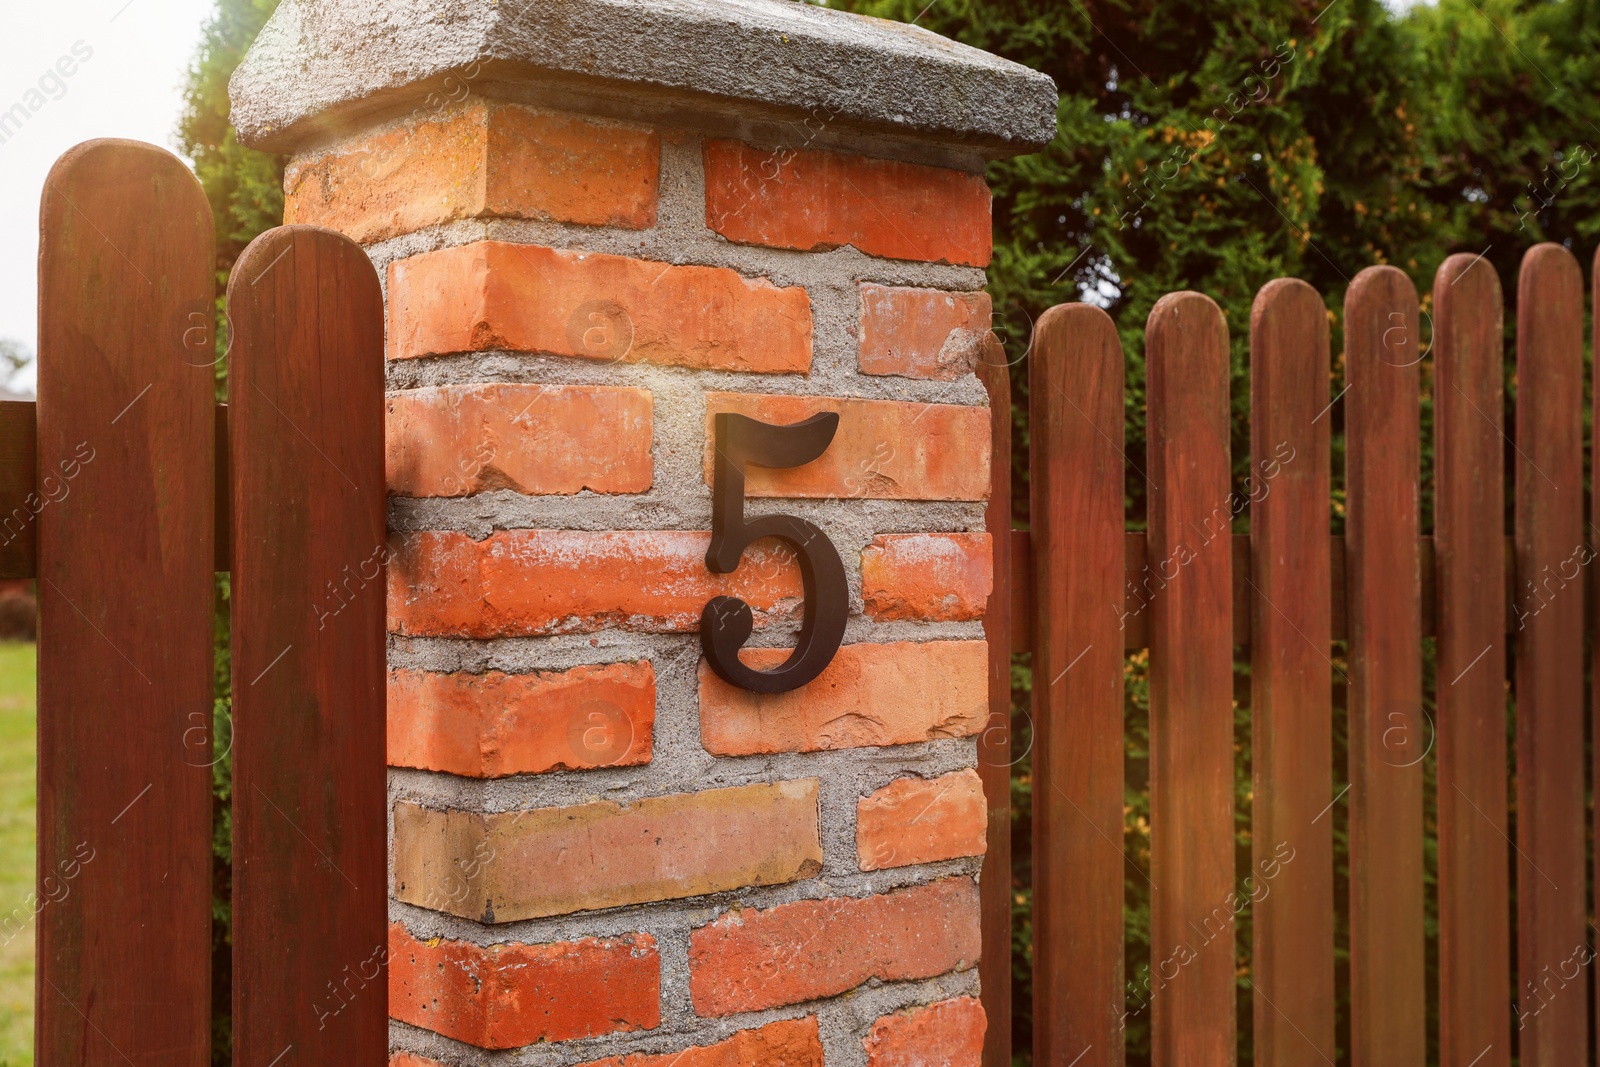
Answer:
xmin=0 ymin=643 xmax=34 ymax=1067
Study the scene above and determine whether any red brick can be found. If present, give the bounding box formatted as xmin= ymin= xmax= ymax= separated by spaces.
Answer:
xmin=699 ymin=640 xmax=987 ymax=755
xmin=388 ymin=662 xmax=655 ymax=777
xmin=387 ymin=530 xmax=804 ymax=638
xmin=704 ymin=141 xmax=992 ymax=266
xmin=574 ymin=1017 xmax=825 ymax=1067
xmin=387 ymin=383 xmax=652 ymax=497
xmin=863 ymin=998 xmax=987 ymax=1067
xmin=704 ymin=393 xmax=989 ymax=501
xmin=857 ymin=770 xmax=987 ymax=871
xmin=859 ymin=285 xmax=993 ymax=380
xmin=285 ymin=101 xmax=659 ymax=244
xmin=387 ymin=241 xmax=811 ymax=371
xmin=861 ymin=533 xmax=994 ymax=621
xmin=389 ymin=1056 xmax=445 ymax=1067
xmin=388 ymin=921 xmax=659 ymax=1049
xmin=392 ymin=780 xmax=822 ymax=922
xmin=688 ymin=878 xmax=981 ymax=1016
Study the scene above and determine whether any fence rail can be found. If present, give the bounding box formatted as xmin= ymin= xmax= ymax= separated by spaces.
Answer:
xmin=30 ymin=139 xmax=387 ymax=1065
xmin=988 ymin=244 xmax=1600 ymax=1067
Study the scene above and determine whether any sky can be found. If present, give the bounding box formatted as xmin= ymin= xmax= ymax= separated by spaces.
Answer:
xmin=0 ymin=0 xmax=215 ymax=394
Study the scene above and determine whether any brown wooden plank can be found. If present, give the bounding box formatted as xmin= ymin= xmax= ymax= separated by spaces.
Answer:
xmin=1592 ymin=245 xmax=1600 ymax=1049
xmin=216 ymin=403 xmax=231 ymax=571
xmin=977 ymin=341 xmax=1012 ymax=1067
xmin=1434 ymin=251 xmax=1511 ymax=1067
xmin=1029 ymin=303 xmax=1126 ymax=1066
xmin=36 ymin=138 xmax=215 ymax=1065
xmin=1248 ymin=278 xmax=1335 ymax=1064
xmin=1344 ymin=265 xmax=1426 ymax=1067
xmin=1145 ymin=292 xmax=1234 ymax=1066
xmin=0 ymin=400 xmax=38 ymax=580
xmin=1010 ymin=528 xmax=1031 ymax=652
xmin=1512 ymin=243 xmax=1587 ymax=1063
xmin=228 ymin=226 xmax=388 ymax=1063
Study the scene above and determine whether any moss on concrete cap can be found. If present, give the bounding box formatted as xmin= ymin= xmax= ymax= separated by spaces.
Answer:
xmin=229 ymin=0 xmax=1059 ymax=159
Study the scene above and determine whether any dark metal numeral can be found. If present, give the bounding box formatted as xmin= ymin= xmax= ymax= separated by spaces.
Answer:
xmin=701 ymin=411 xmax=849 ymax=693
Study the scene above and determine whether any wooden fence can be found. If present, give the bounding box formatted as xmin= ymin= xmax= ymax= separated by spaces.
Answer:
xmin=984 ymin=244 xmax=1598 ymax=1067
xmin=25 ymin=139 xmax=387 ymax=1065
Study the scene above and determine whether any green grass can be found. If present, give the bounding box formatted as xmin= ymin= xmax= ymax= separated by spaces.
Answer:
xmin=0 ymin=643 xmax=35 ymax=1067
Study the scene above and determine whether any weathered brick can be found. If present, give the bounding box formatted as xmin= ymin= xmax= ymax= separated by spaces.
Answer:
xmin=574 ymin=1017 xmax=824 ymax=1067
xmin=392 ymin=780 xmax=821 ymax=922
xmin=387 ymin=383 xmax=652 ymax=497
xmin=863 ymin=998 xmax=987 ymax=1067
xmin=859 ymin=285 xmax=993 ymax=380
xmin=388 ymin=921 xmax=659 ymax=1049
xmin=285 ymin=101 xmax=660 ymax=244
xmin=389 ymin=1055 xmax=445 ymax=1067
xmin=387 ymin=241 xmax=812 ymax=371
xmin=699 ymin=640 xmax=987 ymax=755
xmin=704 ymin=393 xmax=989 ymax=501
xmin=862 ymin=533 xmax=993 ymax=621
xmin=857 ymin=770 xmax=987 ymax=872
xmin=387 ymin=530 xmax=803 ymax=638
xmin=388 ymin=662 xmax=655 ymax=778
xmin=688 ymin=878 xmax=981 ymax=1016
xmin=704 ymin=140 xmax=992 ymax=266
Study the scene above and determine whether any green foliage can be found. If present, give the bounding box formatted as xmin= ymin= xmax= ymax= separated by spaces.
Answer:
xmin=178 ymin=0 xmax=285 ymax=394
xmin=0 ymin=643 xmax=37 ymax=1066
xmin=176 ymin=2 xmax=282 ymax=1063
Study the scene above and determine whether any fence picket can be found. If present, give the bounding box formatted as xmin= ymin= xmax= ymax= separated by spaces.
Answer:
xmin=36 ymin=139 xmax=216 ymax=1065
xmin=1592 ymin=247 xmax=1600 ymax=1044
xmin=1144 ymin=293 xmax=1234 ymax=1066
xmin=1434 ymin=252 xmax=1511 ymax=1067
xmin=1029 ymin=304 xmax=1126 ymax=1066
xmin=978 ymin=342 xmax=1013 ymax=1067
xmin=1248 ymin=279 xmax=1335 ymax=1064
xmin=227 ymin=227 xmax=389 ymax=1062
xmin=1344 ymin=265 xmax=1427 ymax=1067
xmin=1511 ymin=243 xmax=1587 ymax=1064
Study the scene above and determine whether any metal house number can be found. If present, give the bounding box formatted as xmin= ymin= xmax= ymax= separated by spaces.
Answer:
xmin=701 ymin=412 xmax=849 ymax=693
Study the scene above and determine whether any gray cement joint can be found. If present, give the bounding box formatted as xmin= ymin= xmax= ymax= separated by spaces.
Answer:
xmin=383 ymin=351 xmax=994 ymax=406
xmin=385 ymin=622 xmax=989 ymax=674
xmin=386 ymin=851 xmax=986 ymax=952
xmin=383 ymin=487 xmax=990 ymax=537
xmin=383 ymin=733 xmax=984 ymax=819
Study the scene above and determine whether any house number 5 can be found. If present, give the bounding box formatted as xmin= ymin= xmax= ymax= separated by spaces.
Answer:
xmin=701 ymin=411 xmax=849 ymax=693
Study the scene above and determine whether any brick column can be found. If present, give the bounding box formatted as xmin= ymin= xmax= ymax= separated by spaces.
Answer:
xmin=232 ymin=3 xmax=1055 ymax=1064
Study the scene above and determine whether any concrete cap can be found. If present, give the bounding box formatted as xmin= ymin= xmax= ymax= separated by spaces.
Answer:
xmin=229 ymin=0 xmax=1058 ymax=159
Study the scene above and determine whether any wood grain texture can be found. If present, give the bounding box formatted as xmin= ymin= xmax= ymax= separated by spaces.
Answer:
xmin=1592 ymin=246 xmax=1600 ymax=1045
xmin=1433 ymin=252 xmax=1511 ymax=1067
xmin=1343 ymin=265 xmax=1426 ymax=1067
xmin=36 ymin=138 xmax=216 ymax=1066
xmin=1144 ymin=292 xmax=1234 ymax=1067
xmin=0 ymin=401 xmax=37 ymax=579
xmin=1512 ymin=243 xmax=1587 ymax=1064
xmin=1013 ymin=531 xmax=1458 ymax=655
xmin=1029 ymin=304 xmax=1126 ymax=1067
xmin=977 ymin=342 xmax=1013 ymax=1067
xmin=1248 ymin=279 xmax=1334 ymax=1065
xmin=228 ymin=226 xmax=388 ymax=1064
